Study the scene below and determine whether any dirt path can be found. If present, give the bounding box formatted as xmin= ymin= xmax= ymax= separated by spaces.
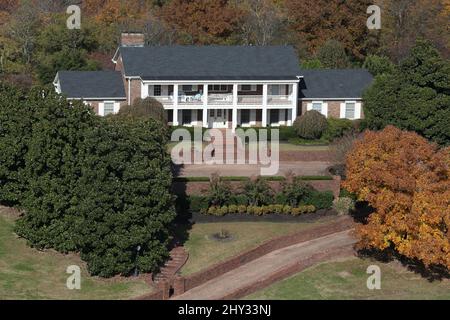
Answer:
xmin=173 ymin=230 xmax=355 ymax=300
xmin=178 ymin=161 xmax=330 ymax=177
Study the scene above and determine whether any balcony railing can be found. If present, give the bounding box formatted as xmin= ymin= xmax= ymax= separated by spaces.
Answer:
xmin=267 ymin=95 xmax=292 ymax=105
xmin=178 ymin=95 xmax=204 ymax=105
xmin=149 ymin=94 xmax=294 ymax=107
xmin=208 ymin=93 xmax=233 ymax=105
xmin=149 ymin=96 xmax=174 ymax=105
xmin=237 ymin=95 xmax=263 ymax=105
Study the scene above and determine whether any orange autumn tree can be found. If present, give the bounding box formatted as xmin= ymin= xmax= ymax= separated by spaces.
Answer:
xmin=344 ymin=126 xmax=450 ymax=269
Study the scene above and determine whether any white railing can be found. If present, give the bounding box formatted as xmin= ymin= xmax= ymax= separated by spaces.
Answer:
xmin=178 ymin=95 xmax=204 ymax=105
xmin=149 ymin=96 xmax=174 ymax=105
xmin=208 ymin=93 xmax=233 ymax=105
xmin=237 ymin=95 xmax=263 ymax=105
xmin=267 ymin=95 xmax=292 ymax=105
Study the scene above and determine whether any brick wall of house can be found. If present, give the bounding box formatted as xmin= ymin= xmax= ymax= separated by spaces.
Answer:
xmin=300 ymin=100 xmax=365 ymax=119
xmin=85 ymin=100 xmax=127 ymax=116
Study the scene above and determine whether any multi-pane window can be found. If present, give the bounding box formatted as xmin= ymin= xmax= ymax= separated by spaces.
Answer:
xmin=153 ymin=85 xmax=161 ymax=96
xmin=345 ymin=102 xmax=356 ymax=119
xmin=241 ymin=85 xmax=252 ymax=91
xmin=209 ymin=85 xmax=228 ymax=91
xmin=312 ymin=102 xmax=322 ymax=113
xmin=103 ymin=102 xmax=115 ymax=116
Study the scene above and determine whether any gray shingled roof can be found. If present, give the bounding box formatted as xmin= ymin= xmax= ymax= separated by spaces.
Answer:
xmin=57 ymin=71 xmax=126 ymax=99
xmin=299 ymin=69 xmax=374 ymax=99
xmin=119 ymin=45 xmax=302 ymax=80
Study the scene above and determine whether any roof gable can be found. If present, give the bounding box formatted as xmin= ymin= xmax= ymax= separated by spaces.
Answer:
xmin=119 ymin=45 xmax=302 ymax=80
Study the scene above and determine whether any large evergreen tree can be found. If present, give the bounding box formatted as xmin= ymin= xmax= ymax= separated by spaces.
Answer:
xmin=363 ymin=40 xmax=450 ymax=145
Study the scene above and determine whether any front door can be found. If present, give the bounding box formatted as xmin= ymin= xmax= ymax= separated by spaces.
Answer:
xmin=209 ymin=109 xmax=228 ymax=128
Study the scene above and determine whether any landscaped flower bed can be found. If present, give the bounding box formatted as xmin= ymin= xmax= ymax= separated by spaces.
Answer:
xmin=204 ymin=204 xmax=316 ymax=216
xmin=177 ymin=174 xmax=335 ymax=217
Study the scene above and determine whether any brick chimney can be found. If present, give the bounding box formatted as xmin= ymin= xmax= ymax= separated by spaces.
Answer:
xmin=121 ymin=33 xmax=145 ymax=47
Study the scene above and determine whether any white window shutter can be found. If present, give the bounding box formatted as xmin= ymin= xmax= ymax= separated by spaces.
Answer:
xmin=99 ymin=102 xmax=104 ymax=116
xmin=340 ymin=102 xmax=346 ymax=118
xmin=355 ymin=102 xmax=362 ymax=119
xmin=322 ymin=103 xmax=328 ymax=118
xmin=113 ymin=102 xmax=120 ymax=114
xmin=307 ymin=103 xmax=313 ymax=111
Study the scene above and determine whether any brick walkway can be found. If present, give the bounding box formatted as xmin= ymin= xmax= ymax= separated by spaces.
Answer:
xmin=173 ymin=230 xmax=355 ymax=300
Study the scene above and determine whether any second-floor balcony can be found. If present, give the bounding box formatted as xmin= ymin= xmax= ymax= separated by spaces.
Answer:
xmin=237 ymin=95 xmax=263 ymax=105
xmin=146 ymin=83 xmax=296 ymax=107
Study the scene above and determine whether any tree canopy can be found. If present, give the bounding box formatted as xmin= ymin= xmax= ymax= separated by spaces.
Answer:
xmin=363 ymin=40 xmax=450 ymax=146
xmin=344 ymin=126 xmax=450 ymax=270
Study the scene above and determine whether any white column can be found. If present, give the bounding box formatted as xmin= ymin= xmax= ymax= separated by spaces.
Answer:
xmin=262 ymin=84 xmax=268 ymax=127
xmin=292 ymin=83 xmax=298 ymax=122
xmin=203 ymin=84 xmax=208 ymax=128
xmin=173 ymin=84 xmax=179 ymax=125
xmin=232 ymin=84 xmax=238 ymax=131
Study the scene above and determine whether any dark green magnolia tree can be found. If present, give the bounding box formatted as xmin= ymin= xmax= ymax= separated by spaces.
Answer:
xmin=363 ymin=40 xmax=450 ymax=146
xmin=74 ymin=118 xmax=175 ymax=277
xmin=15 ymin=89 xmax=100 ymax=251
xmin=8 ymin=87 xmax=175 ymax=277
xmin=0 ymin=83 xmax=37 ymax=205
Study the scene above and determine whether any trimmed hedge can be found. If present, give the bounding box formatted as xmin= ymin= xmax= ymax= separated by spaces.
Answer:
xmin=204 ymin=204 xmax=316 ymax=216
xmin=302 ymin=190 xmax=334 ymax=210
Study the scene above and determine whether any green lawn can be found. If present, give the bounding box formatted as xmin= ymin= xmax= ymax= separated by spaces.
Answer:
xmin=246 ymin=257 xmax=450 ymax=300
xmin=0 ymin=210 xmax=153 ymax=300
xmin=180 ymin=216 xmax=338 ymax=275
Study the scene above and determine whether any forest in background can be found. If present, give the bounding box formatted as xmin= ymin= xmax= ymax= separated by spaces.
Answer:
xmin=0 ymin=0 xmax=449 ymax=86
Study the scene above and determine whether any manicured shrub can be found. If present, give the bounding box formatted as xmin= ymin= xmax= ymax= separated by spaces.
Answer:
xmin=293 ymin=110 xmax=328 ymax=140
xmin=189 ymin=196 xmax=209 ymax=213
xmin=282 ymin=205 xmax=292 ymax=215
xmin=253 ymin=207 xmax=264 ymax=216
xmin=332 ymin=197 xmax=355 ymax=216
xmin=231 ymin=194 xmax=249 ymax=206
xmin=228 ymin=204 xmax=238 ymax=214
xmin=117 ymin=97 xmax=167 ymax=124
xmin=261 ymin=206 xmax=271 ymax=215
xmin=278 ymin=126 xmax=298 ymax=141
xmin=206 ymin=173 xmax=232 ymax=207
xmin=323 ymin=118 xmax=354 ymax=141
xmin=291 ymin=207 xmax=302 ymax=216
xmin=207 ymin=206 xmax=218 ymax=215
xmin=274 ymin=193 xmax=287 ymax=205
xmin=244 ymin=176 xmax=273 ymax=206
xmin=273 ymin=204 xmax=284 ymax=214
xmin=303 ymin=191 xmax=334 ymax=209
xmin=281 ymin=173 xmax=314 ymax=207
xmin=238 ymin=205 xmax=247 ymax=214
xmin=218 ymin=206 xmax=229 ymax=216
